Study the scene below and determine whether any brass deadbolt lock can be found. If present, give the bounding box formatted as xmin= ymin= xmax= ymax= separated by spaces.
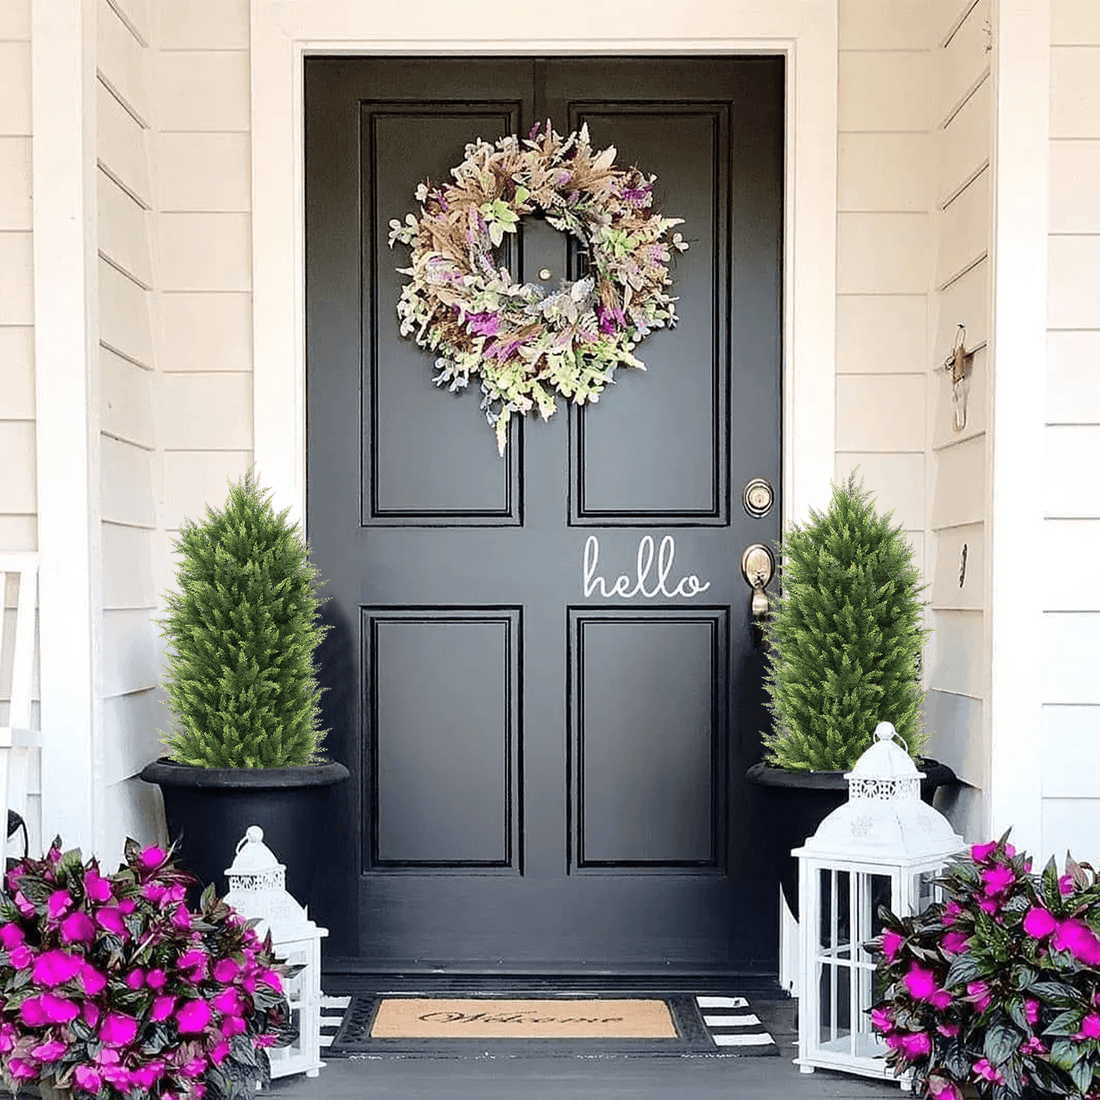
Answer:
xmin=743 ymin=478 xmax=774 ymax=518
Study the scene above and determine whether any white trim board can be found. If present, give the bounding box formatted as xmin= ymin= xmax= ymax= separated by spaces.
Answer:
xmin=31 ymin=0 xmax=103 ymax=855
xmin=987 ymin=0 xmax=1049 ymax=855
xmin=250 ymin=0 xmax=838 ymax=532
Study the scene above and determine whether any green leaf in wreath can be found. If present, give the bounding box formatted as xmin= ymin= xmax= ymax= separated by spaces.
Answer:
xmin=1049 ymin=1038 xmax=1081 ymax=1070
xmin=1070 ymin=1057 xmax=1094 ymax=1094
xmin=1044 ymin=1009 xmax=1085 ymax=1037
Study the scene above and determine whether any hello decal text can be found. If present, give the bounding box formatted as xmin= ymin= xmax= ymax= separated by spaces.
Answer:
xmin=582 ymin=535 xmax=712 ymax=600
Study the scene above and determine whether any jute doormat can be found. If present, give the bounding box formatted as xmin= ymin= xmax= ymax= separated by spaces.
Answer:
xmin=370 ymin=997 xmax=677 ymax=1039
xmin=325 ymin=991 xmax=778 ymax=1057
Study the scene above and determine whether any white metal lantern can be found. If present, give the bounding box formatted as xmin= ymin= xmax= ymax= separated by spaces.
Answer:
xmin=223 ymin=826 xmax=328 ymax=1080
xmin=793 ymin=722 xmax=965 ymax=1084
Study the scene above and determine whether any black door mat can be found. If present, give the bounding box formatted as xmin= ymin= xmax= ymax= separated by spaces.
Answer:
xmin=320 ymin=990 xmax=777 ymax=1058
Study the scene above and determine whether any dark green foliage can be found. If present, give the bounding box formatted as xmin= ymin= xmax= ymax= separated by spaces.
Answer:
xmin=762 ymin=472 xmax=928 ymax=771
xmin=158 ymin=468 xmax=330 ymax=768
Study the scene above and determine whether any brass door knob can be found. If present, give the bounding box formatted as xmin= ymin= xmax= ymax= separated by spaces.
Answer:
xmin=741 ymin=543 xmax=775 ymax=646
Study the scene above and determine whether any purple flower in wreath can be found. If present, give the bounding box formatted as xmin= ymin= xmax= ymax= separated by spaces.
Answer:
xmin=467 ymin=311 xmax=501 ymax=337
xmin=597 ymin=305 xmax=626 ymax=335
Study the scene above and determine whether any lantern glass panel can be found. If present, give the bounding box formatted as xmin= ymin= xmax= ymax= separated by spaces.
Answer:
xmin=911 ymin=869 xmax=940 ymax=915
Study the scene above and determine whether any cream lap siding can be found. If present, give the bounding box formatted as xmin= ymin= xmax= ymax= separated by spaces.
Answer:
xmin=0 ymin=0 xmax=35 ymax=554
xmin=96 ymin=0 xmax=164 ymax=862
xmin=925 ymin=0 xmax=993 ymax=844
xmin=1042 ymin=1 xmax=1100 ymax=865
xmin=148 ymin=0 xmax=252 ymax=815
xmin=835 ymin=0 xmax=938 ymax=724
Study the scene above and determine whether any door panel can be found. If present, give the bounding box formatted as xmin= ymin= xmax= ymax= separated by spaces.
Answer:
xmin=305 ymin=57 xmax=784 ymax=972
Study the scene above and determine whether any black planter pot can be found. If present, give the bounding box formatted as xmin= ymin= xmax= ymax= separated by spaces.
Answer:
xmin=746 ymin=757 xmax=958 ymax=918
xmin=139 ymin=758 xmax=350 ymax=910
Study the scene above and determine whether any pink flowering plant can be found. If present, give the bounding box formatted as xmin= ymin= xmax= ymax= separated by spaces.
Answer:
xmin=871 ymin=833 xmax=1100 ymax=1100
xmin=0 ymin=837 xmax=291 ymax=1100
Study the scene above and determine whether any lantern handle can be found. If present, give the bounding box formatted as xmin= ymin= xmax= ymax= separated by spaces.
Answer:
xmin=873 ymin=721 xmax=898 ymax=743
xmin=238 ymin=825 xmax=265 ymax=854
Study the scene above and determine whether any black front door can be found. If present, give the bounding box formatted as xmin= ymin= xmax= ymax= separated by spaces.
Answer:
xmin=305 ymin=57 xmax=783 ymax=972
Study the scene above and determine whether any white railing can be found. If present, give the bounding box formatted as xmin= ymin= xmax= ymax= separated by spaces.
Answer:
xmin=0 ymin=554 xmax=38 ymax=861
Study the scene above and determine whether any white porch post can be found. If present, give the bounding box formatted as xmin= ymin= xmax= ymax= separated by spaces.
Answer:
xmin=987 ymin=0 xmax=1049 ymax=853
xmin=31 ymin=0 xmax=101 ymax=854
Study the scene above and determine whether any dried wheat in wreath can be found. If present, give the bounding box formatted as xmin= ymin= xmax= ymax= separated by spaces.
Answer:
xmin=388 ymin=122 xmax=689 ymax=455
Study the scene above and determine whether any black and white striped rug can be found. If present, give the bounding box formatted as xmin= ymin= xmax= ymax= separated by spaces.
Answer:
xmin=318 ymin=990 xmax=776 ymax=1056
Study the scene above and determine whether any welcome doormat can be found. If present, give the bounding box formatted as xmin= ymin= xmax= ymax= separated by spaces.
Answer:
xmin=371 ymin=997 xmax=677 ymax=1039
xmin=326 ymin=992 xmax=777 ymax=1057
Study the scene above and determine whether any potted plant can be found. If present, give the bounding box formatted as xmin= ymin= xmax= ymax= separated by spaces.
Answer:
xmin=871 ymin=835 xmax=1100 ymax=1099
xmin=747 ymin=473 xmax=954 ymax=915
xmin=140 ymin=469 xmax=348 ymax=908
xmin=0 ymin=837 xmax=290 ymax=1100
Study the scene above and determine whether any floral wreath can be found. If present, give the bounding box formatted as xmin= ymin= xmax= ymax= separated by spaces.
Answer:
xmin=388 ymin=122 xmax=688 ymax=454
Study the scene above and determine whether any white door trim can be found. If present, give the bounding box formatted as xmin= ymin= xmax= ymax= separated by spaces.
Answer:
xmin=250 ymin=0 xmax=838 ymax=531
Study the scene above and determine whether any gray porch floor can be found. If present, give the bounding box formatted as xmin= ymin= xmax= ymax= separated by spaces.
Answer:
xmin=267 ymin=991 xmax=905 ymax=1099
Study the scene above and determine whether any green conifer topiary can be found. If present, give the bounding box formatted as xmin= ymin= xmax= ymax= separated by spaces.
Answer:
xmin=158 ymin=468 xmax=330 ymax=768
xmin=762 ymin=472 xmax=929 ymax=772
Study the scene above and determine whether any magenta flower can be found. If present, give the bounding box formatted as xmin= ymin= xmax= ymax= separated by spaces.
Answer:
xmin=1025 ymin=998 xmax=1040 ymax=1025
xmin=31 ymin=1037 xmax=67 ymax=1062
xmin=1075 ymin=1013 xmax=1100 ymax=1040
xmin=82 ymin=1001 xmax=100 ymax=1028
xmin=94 ymin=906 xmax=126 ymax=936
xmin=0 ymin=922 xmax=24 ymax=949
xmin=60 ymin=909 xmax=95 ymax=944
xmin=976 ymin=896 xmax=998 ymax=915
xmin=881 ymin=929 xmax=904 ymax=961
xmin=99 ymin=1012 xmax=139 ymax=1047
xmin=221 ymin=1014 xmax=247 ymax=1037
xmin=966 ymin=981 xmax=992 ymax=1013
xmin=139 ymin=845 xmax=166 ymax=869
xmin=176 ymin=999 xmax=212 ymax=1034
xmin=970 ymin=842 xmax=997 ymax=863
xmin=83 ymin=866 xmax=113 ymax=903
xmin=118 ymin=897 xmax=136 ymax=915
xmin=942 ymin=900 xmax=962 ymax=926
xmin=32 ymin=948 xmax=83 ymax=987
xmin=46 ymin=889 xmax=72 ymax=921
xmin=21 ymin=992 xmax=79 ymax=1024
xmin=208 ymin=1038 xmax=231 ymax=1065
xmin=171 ymin=903 xmax=192 ymax=932
xmin=133 ymin=1061 xmax=166 ymax=1090
xmin=213 ymin=988 xmax=244 ymax=1016
xmin=142 ymin=881 xmax=168 ymax=902
xmin=7 ymin=1057 xmax=37 ymax=1081
xmin=981 ymin=865 xmax=1015 ymax=896
xmin=941 ymin=930 xmax=969 ymax=954
xmin=1053 ymin=919 xmax=1100 ymax=965
xmin=899 ymin=1031 xmax=931 ymax=1059
xmin=13 ymin=890 xmax=35 ymax=917
xmin=179 ymin=949 xmax=208 ymax=980
xmin=178 ymin=1054 xmax=207 ymax=1078
xmin=79 ymin=961 xmax=106 ymax=995
xmin=124 ymin=967 xmax=145 ymax=990
xmin=1020 ymin=1035 xmax=1046 ymax=1055
xmin=973 ymin=1058 xmax=1005 ymax=1085
xmin=1059 ymin=873 xmax=1075 ymax=895
xmin=0 ymin=1021 xmax=15 ymax=1053
xmin=258 ymin=967 xmax=283 ymax=992
xmin=903 ymin=963 xmax=939 ymax=1001
xmin=74 ymin=1065 xmax=103 ymax=1093
xmin=213 ymin=958 xmax=240 ymax=983
xmin=870 ymin=1006 xmax=894 ymax=1033
xmin=928 ymin=1078 xmax=963 ymax=1100
xmin=253 ymin=1033 xmax=277 ymax=1048
xmin=937 ymin=1023 xmax=961 ymax=1037
xmin=8 ymin=943 xmax=32 ymax=970
xmin=1023 ymin=905 xmax=1057 ymax=938
xmin=150 ymin=995 xmax=176 ymax=1023
xmin=147 ymin=967 xmax=167 ymax=989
